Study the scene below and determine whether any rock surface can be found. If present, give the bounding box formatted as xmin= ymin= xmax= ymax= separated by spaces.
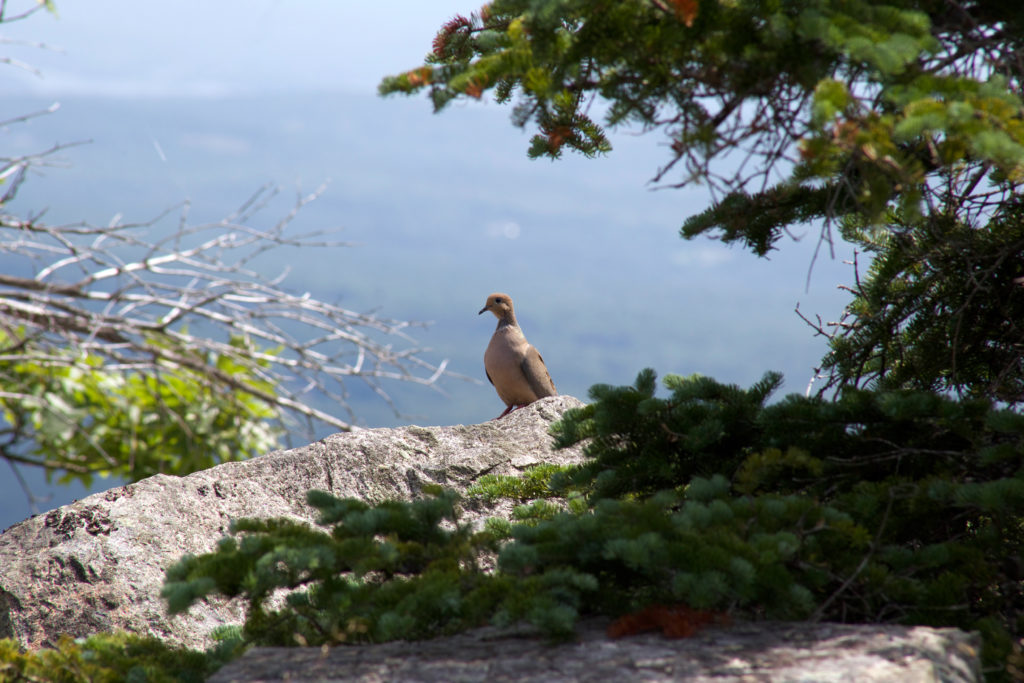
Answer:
xmin=209 ymin=619 xmax=981 ymax=683
xmin=0 ymin=396 xmax=586 ymax=651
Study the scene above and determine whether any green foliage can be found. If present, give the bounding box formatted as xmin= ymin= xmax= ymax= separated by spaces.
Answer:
xmin=0 ymin=331 xmax=281 ymax=486
xmin=466 ymin=462 xmax=580 ymax=502
xmin=497 ymin=481 xmax=825 ymax=621
xmin=163 ymin=370 xmax=1023 ymax=678
xmin=552 ymin=369 xmax=783 ymax=498
xmin=0 ymin=630 xmax=237 ymax=682
xmin=818 ymin=207 xmax=1024 ymax=401
xmin=162 ymin=475 xmax=833 ymax=646
xmin=681 ymin=184 xmax=839 ymax=257
xmin=163 ymin=486 xmax=510 ymax=645
xmin=555 ymin=370 xmax=1024 ymax=674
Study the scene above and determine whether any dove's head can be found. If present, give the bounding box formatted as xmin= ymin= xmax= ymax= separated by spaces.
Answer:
xmin=478 ymin=292 xmax=515 ymax=319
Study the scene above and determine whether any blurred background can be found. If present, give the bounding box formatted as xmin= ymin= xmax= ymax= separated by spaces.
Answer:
xmin=0 ymin=1 xmax=855 ymax=528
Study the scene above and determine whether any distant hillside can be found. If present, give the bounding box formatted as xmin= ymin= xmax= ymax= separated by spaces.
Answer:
xmin=0 ymin=92 xmax=856 ymax=528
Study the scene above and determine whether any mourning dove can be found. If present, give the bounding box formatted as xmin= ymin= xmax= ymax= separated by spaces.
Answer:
xmin=479 ymin=292 xmax=557 ymax=419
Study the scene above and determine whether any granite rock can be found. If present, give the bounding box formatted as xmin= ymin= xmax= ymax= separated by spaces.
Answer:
xmin=0 ymin=395 xmax=586 ymax=651
xmin=208 ymin=619 xmax=981 ymax=683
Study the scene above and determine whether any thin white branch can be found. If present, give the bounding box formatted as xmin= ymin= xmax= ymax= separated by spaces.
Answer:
xmin=1 ymin=187 xmax=464 ymax=446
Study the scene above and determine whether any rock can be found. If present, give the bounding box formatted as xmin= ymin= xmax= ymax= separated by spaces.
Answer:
xmin=208 ymin=619 xmax=981 ymax=683
xmin=0 ymin=395 xmax=587 ymax=651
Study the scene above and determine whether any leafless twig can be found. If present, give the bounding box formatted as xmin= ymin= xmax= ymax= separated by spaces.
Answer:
xmin=0 ymin=185 xmax=461 ymax=437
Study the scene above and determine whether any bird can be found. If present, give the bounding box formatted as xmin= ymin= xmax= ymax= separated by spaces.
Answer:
xmin=478 ymin=292 xmax=557 ymax=419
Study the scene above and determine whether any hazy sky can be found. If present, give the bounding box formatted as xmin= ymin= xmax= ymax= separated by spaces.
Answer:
xmin=2 ymin=1 xmax=471 ymax=96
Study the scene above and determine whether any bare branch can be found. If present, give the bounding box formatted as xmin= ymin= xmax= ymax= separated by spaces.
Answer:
xmin=0 ymin=101 xmax=60 ymax=128
xmin=0 ymin=183 xmax=471 ymax=470
xmin=0 ymin=0 xmax=51 ymax=24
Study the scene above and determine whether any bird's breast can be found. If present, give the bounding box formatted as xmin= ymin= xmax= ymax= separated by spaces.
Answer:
xmin=484 ymin=328 xmax=538 ymax=405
